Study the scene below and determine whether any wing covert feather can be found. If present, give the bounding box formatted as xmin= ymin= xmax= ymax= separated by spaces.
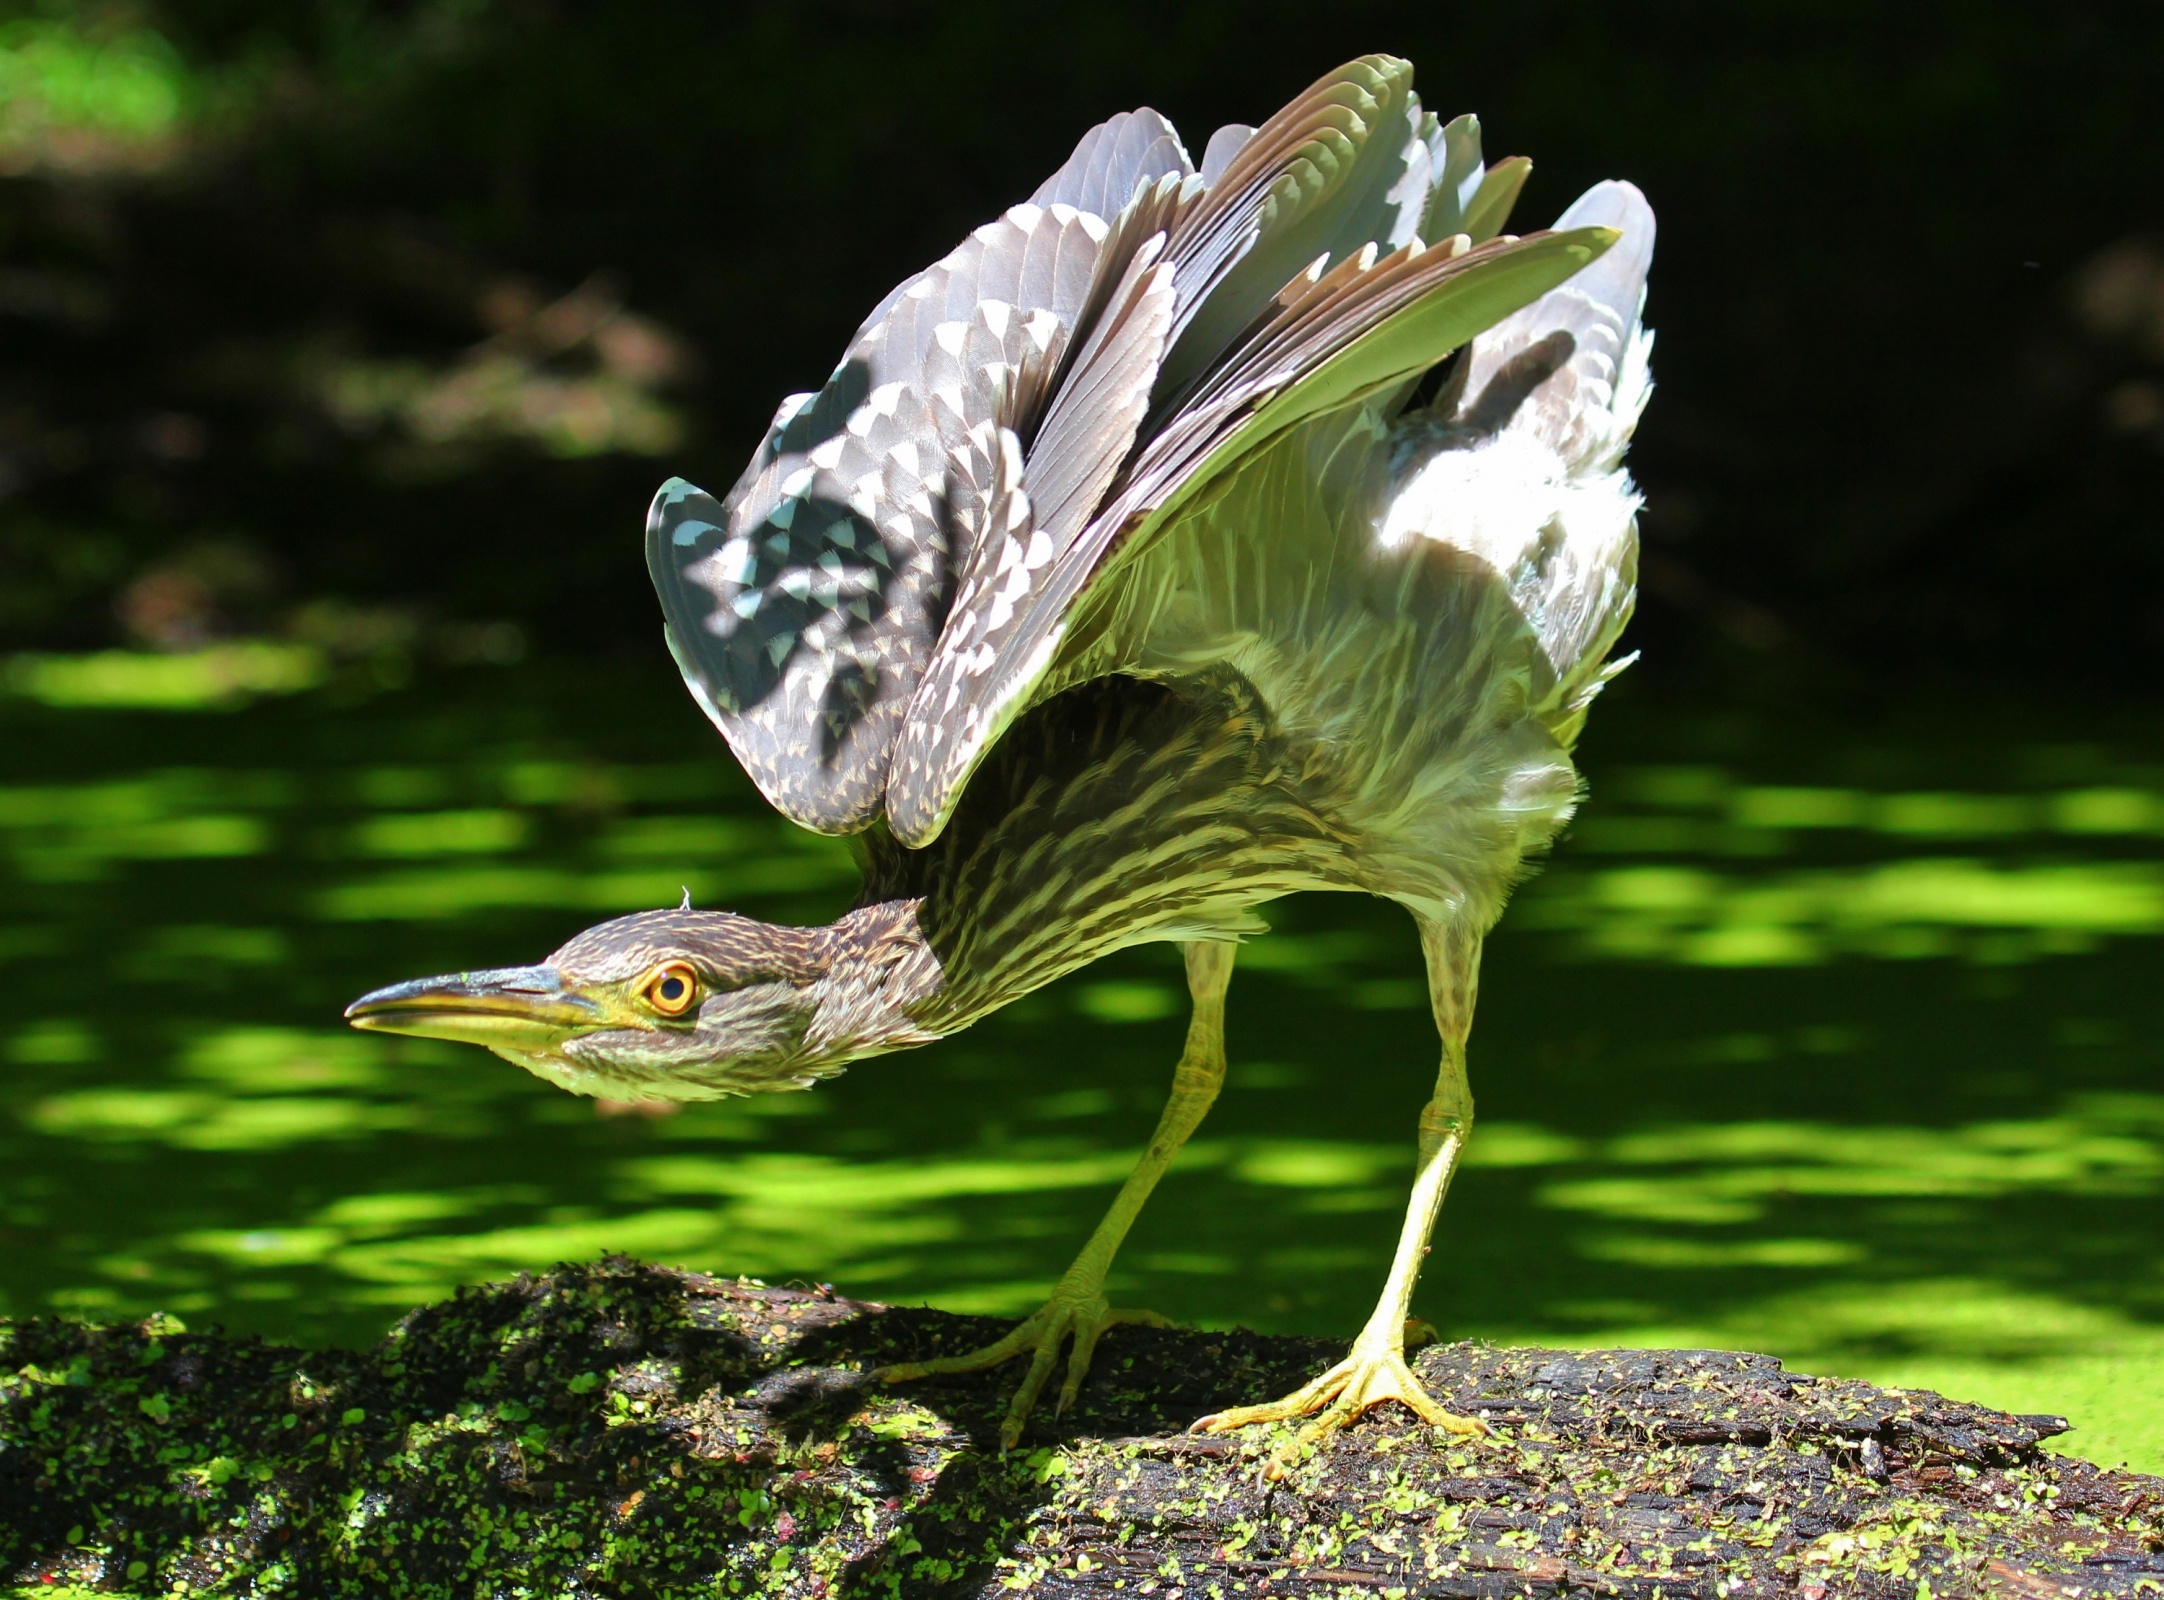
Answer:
xmin=1030 ymin=108 xmax=1193 ymax=220
xmin=1198 ymin=123 xmax=1254 ymax=186
xmin=1150 ymin=55 xmax=1427 ymax=411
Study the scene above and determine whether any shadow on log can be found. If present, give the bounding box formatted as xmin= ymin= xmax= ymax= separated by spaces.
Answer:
xmin=3 ymin=1257 xmax=2160 ymax=1597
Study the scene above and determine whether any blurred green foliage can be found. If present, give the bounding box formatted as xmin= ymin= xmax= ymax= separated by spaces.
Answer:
xmin=0 ymin=13 xmax=189 ymax=167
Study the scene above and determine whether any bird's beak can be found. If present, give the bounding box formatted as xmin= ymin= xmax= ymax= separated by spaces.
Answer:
xmin=344 ymin=965 xmax=602 ymax=1052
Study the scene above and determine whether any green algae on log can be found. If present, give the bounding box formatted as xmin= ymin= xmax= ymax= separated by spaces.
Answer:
xmin=3 ymin=1259 xmax=2160 ymax=1597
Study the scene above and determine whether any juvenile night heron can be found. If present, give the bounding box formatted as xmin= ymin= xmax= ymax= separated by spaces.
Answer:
xmin=348 ymin=55 xmax=1655 ymax=1451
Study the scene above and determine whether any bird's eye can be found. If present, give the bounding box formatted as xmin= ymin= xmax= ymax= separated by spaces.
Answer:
xmin=644 ymin=962 xmax=700 ymax=1017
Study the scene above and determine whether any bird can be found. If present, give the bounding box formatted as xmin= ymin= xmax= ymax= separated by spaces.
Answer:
xmin=346 ymin=54 xmax=1655 ymax=1456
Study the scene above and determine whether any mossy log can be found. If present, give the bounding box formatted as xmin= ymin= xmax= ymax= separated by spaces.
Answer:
xmin=3 ymin=1258 xmax=2160 ymax=1597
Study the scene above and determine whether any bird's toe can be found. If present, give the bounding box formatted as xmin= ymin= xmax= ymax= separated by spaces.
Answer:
xmin=1194 ymin=1343 xmax=1488 ymax=1468
xmin=876 ymin=1290 xmax=1170 ymax=1448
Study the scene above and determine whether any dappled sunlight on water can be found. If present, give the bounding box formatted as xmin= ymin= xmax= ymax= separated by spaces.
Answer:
xmin=1 ymin=666 xmax=2160 ymax=1469
xmin=1521 ymin=758 xmax=2164 ymax=965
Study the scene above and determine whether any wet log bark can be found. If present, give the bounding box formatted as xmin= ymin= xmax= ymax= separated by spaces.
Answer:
xmin=3 ymin=1258 xmax=2160 ymax=1597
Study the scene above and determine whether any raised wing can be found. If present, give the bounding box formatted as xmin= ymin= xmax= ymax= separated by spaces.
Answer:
xmin=882 ymin=58 xmax=1612 ymax=845
xmin=649 ymin=201 xmax=1126 ymax=832
xmin=937 ymin=180 xmax=1659 ymax=915
xmin=648 ymin=52 xmax=1604 ymax=844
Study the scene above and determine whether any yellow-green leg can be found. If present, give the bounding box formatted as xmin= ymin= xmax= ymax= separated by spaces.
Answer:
xmin=879 ymin=941 xmax=1233 ymax=1449
xmin=1196 ymin=915 xmax=1489 ymax=1456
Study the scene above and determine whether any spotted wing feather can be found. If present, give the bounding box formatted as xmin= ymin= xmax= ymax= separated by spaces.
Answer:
xmin=649 ymin=204 xmax=1110 ymax=833
xmin=889 ymin=237 xmax=1180 ymax=811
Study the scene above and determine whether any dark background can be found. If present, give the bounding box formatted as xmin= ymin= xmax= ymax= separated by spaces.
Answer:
xmin=5 ymin=0 xmax=2163 ymax=702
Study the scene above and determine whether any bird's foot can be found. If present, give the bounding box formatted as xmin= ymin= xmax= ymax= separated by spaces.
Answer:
xmin=1191 ymin=1336 xmax=1487 ymax=1477
xmin=877 ymin=1289 xmax=1172 ymax=1451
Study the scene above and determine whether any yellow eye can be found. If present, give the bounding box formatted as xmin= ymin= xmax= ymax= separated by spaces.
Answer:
xmin=645 ymin=962 xmax=700 ymax=1017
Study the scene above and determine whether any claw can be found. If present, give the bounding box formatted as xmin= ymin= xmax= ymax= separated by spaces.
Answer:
xmin=878 ymin=1294 xmax=1169 ymax=1450
xmin=1191 ymin=1342 xmax=1486 ymax=1475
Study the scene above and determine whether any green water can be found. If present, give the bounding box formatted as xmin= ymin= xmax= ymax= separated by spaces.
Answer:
xmin=2 ymin=657 xmax=2160 ymax=1472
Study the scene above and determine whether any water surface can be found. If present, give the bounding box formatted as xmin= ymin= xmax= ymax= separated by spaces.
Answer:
xmin=3 ymin=657 xmax=2159 ymax=1470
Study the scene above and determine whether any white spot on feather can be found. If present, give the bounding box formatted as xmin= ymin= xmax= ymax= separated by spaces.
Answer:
xmin=715 ymin=538 xmax=757 ymax=586
xmin=1023 ymin=309 xmax=1062 ymax=352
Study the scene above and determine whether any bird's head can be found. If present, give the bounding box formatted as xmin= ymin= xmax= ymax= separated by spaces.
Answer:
xmin=343 ymin=906 xmax=930 ymax=1100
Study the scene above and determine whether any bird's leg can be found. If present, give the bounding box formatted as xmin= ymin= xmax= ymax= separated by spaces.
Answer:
xmin=1195 ymin=916 xmax=1489 ymax=1459
xmin=879 ymin=941 xmax=1233 ymax=1449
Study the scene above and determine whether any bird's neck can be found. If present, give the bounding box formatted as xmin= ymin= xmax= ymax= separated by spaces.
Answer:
xmin=798 ymin=899 xmax=947 ymax=1064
